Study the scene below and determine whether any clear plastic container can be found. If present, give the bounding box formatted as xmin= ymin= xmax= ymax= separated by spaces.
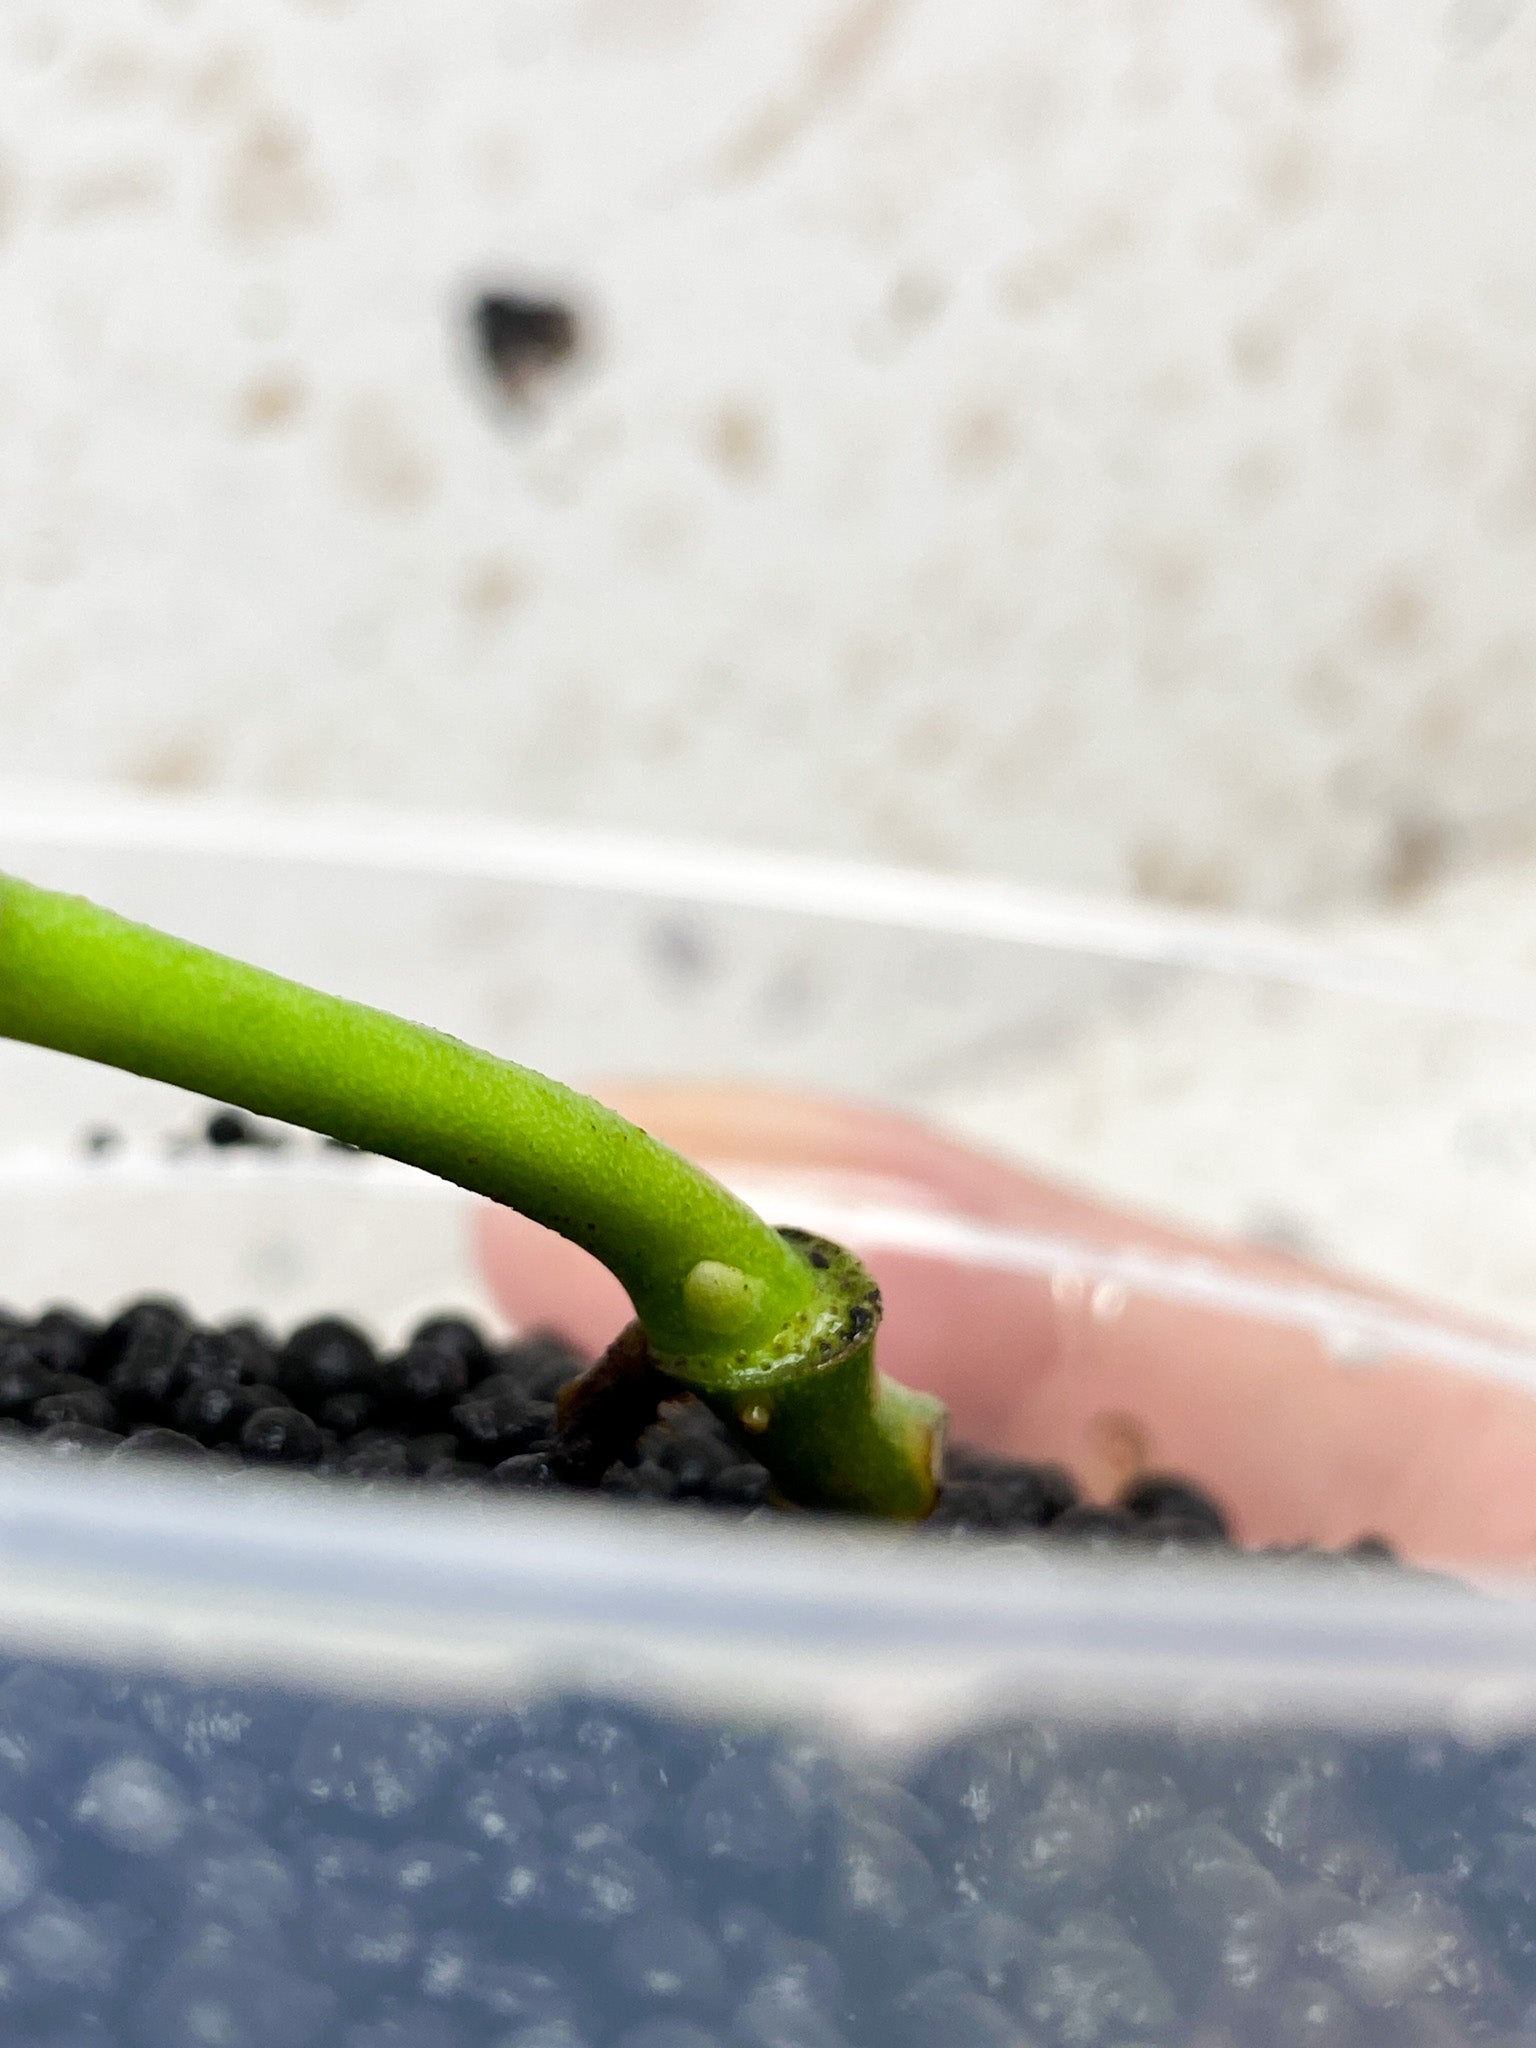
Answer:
xmin=1 ymin=793 xmax=1536 ymax=2047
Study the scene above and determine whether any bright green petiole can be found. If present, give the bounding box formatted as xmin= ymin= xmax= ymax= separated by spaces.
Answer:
xmin=0 ymin=871 xmax=943 ymax=1518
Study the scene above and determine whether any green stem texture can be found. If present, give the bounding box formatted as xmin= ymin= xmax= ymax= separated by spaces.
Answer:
xmin=0 ymin=873 xmax=812 ymax=1357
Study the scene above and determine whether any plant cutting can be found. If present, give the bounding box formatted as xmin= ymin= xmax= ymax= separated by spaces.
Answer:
xmin=0 ymin=869 xmax=944 ymax=1518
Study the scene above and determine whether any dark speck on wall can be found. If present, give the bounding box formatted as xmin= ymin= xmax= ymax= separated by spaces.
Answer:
xmin=472 ymin=290 xmax=581 ymax=400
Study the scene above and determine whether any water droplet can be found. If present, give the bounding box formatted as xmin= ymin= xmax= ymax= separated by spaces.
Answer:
xmin=1321 ymin=1323 xmax=1386 ymax=1367
xmin=1090 ymin=1281 xmax=1128 ymax=1323
xmin=740 ymin=1403 xmax=771 ymax=1434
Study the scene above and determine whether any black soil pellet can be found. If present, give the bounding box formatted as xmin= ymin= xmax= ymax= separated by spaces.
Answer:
xmin=28 ymin=1308 xmax=98 ymax=1376
xmin=280 ymin=1319 xmax=377 ymax=1409
xmin=241 ymin=1408 xmax=327 ymax=1468
xmin=204 ymin=1106 xmax=285 ymax=1150
xmin=110 ymin=1428 xmax=209 ymax=1464
xmin=1119 ymin=1475 xmax=1231 ymax=1541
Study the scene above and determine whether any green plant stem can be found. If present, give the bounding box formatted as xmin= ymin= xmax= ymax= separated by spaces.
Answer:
xmin=0 ymin=873 xmax=809 ymax=1354
xmin=0 ymin=872 xmax=943 ymax=1516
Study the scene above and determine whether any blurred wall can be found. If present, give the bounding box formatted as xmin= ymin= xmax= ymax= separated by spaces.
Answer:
xmin=3 ymin=0 xmax=1536 ymax=914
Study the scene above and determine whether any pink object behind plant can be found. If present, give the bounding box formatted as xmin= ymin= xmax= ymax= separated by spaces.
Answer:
xmin=476 ymin=1083 xmax=1536 ymax=1568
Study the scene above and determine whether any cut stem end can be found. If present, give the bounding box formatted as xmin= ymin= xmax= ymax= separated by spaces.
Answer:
xmin=657 ymin=1229 xmax=944 ymax=1521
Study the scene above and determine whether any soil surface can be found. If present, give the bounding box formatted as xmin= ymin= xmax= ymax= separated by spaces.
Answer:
xmin=0 ymin=1296 xmax=1337 ymax=1554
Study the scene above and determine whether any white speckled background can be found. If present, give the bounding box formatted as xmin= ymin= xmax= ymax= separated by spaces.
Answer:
xmin=5 ymin=0 xmax=1536 ymax=917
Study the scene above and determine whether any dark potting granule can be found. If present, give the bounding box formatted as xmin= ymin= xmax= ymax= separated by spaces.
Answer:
xmin=0 ymin=1301 xmax=1509 ymax=2048
xmin=202 ymin=1108 xmax=287 ymax=1152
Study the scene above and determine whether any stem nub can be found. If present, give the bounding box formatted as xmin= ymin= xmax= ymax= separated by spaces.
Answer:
xmin=663 ymin=1230 xmax=945 ymax=1520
